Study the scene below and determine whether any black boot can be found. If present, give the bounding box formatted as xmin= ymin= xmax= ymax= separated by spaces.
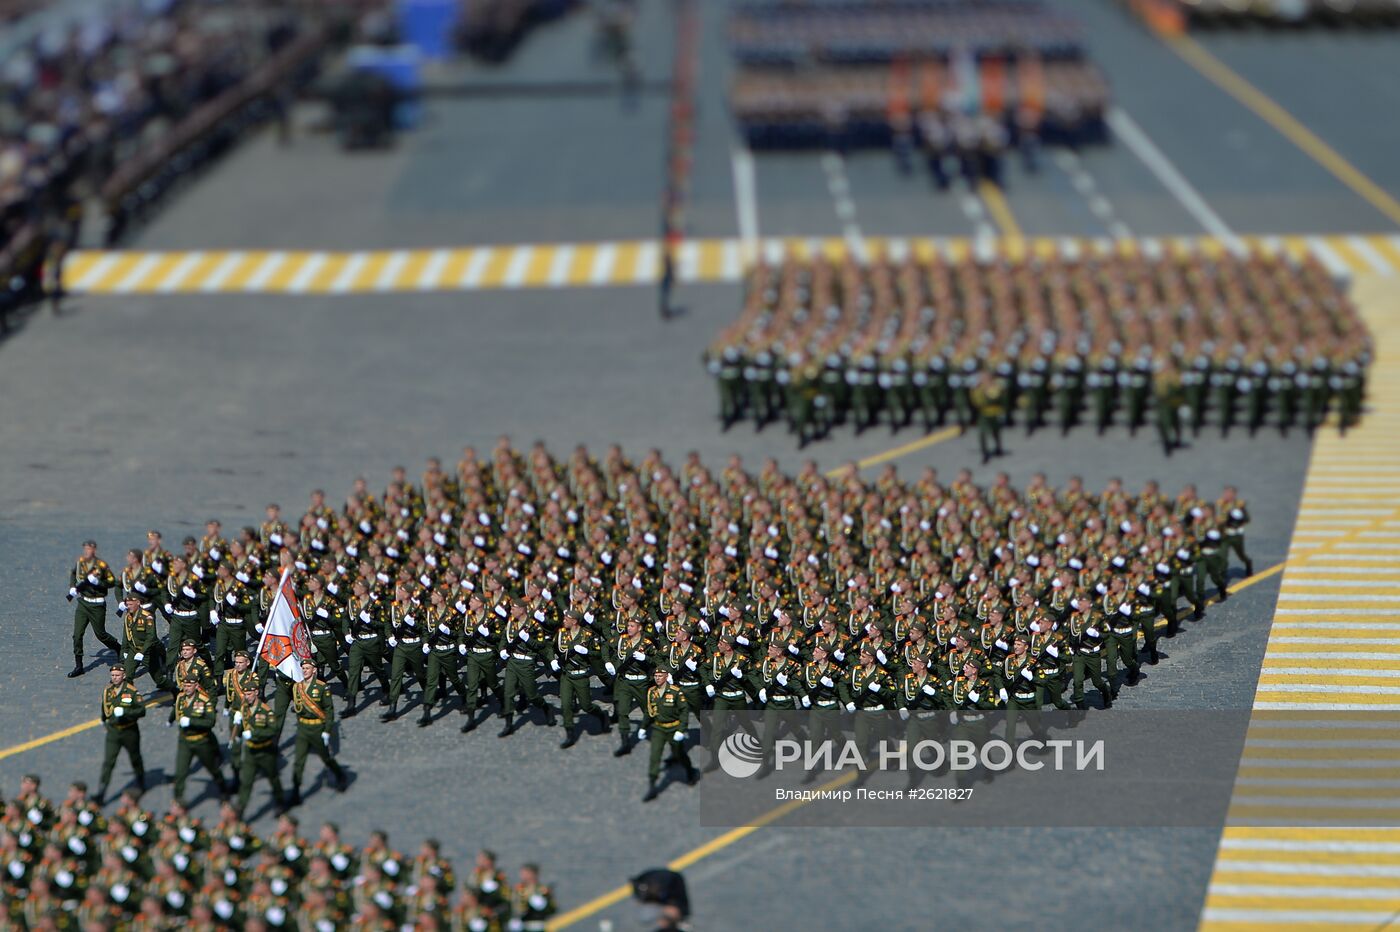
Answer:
xmin=613 ymin=734 xmax=633 ymax=757
xmin=591 ymin=707 xmax=611 ymax=733
xmin=643 ymin=780 xmax=660 ymax=802
xmin=333 ymin=768 xmax=348 ymax=792
xmin=94 ymin=784 xmax=108 ymax=807
xmin=1101 ymin=691 xmax=1113 ymax=709
xmin=1147 ymin=647 xmax=1160 ymax=666
xmin=686 ymin=763 xmax=700 ymax=786
xmin=418 ymin=704 xmax=433 ymax=727
xmin=136 ymin=772 xmax=146 ymax=794
xmin=67 ymin=658 xmax=84 ymax=678
xmin=343 ymin=699 xmax=358 ymax=718
xmin=101 ymin=636 xmax=122 ymax=654
xmin=560 ymin=725 xmax=579 ymax=749
xmin=1244 ymin=560 xmax=1255 ymax=578
xmin=498 ymin=714 xmax=516 ymax=738
xmin=460 ymin=711 xmax=480 ymax=734
xmin=380 ymin=700 xmax=400 ymax=722
xmin=541 ymin=703 xmax=556 ymax=727
xmin=1127 ymin=667 xmax=1141 ymax=686
xmin=290 ymin=786 xmax=303 ymax=807
xmin=1074 ymin=700 xmax=1088 ymax=711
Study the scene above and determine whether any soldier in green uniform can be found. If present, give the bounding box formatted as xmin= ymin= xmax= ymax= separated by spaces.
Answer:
xmin=172 ymin=677 xmax=232 ymax=805
xmin=753 ymin=640 xmax=802 ymax=774
xmin=606 ymin=616 xmax=654 ymax=756
xmin=640 ymin=668 xmax=698 ymax=801
xmin=509 ymin=863 xmax=557 ymax=932
xmin=119 ymin=595 xmax=161 ymax=685
xmin=97 ymin=665 xmax=146 ymax=804
xmin=162 ymin=555 xmax=207 ymax=656
xmin=1196 ymin=508 xmax=1231 ymax=603
xmin=344 ymin=578 xmax=390 ymax=717
xmin=707 ymin=345 xmax=745 ymax=429
xmin=498 ymin=600 xmax=555 ymax=737
xmin=210 ymin=562 xmax=253 ymax=677
xmin=301 ymin=575 xmax=347 ymax=689
xmin=1027 ymin=617 xmax=1072 ymax=710
xmin=1065 ymin=599 xmax=1111 ymax=709
xmin=552 ymin=610 xmax=608 ymax=748
xmin=67 ymin=540 xmax=122 ymax=677
xmin=1003 ymin=633 xmax=1043 ymax=744
xmin=1104 ymin=583 xmax=1141 ymax=693
xmin=235 ymin=685 xmax=287 ymax=815
xmin=970 ymin=377 xmax=1008 ymax=464
xmin=290 ymin=659 xmax=347 ymax=805
xmin=459 ymin=592 xmax=503 ymax=734
xmin=381 ymin=587 xmax=428 ymax=722
xmin=840 ymin=644 xmax=895 ymax=778
xmin=1153 ymin=365 xmax=1185 ymax=456
xmin=703 ymin=634 xmax=753 ymax=767
xmin=1218 ymin=487 xmax=1255 ymax=579
xmin=421 ymin=589 xmax=469 ymax=727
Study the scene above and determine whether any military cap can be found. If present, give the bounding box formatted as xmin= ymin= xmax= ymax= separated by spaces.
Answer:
xmin=233 ymin=650 xmax=250 ymax=661
xmin=911 ymin=621 xmax=928 ymax=634
xmin=82 ymin=539 xmax=97 ymax=548
xmin=181 ymin=639 xmax=198 ymax=648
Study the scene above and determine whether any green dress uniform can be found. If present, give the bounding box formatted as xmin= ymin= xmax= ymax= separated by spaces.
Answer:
xmin=236 ymin=698 xmax=286 ymax=812
xmin=290 ymin=676 xmax=346 ymax=797
xmin=211 ymin=577 xmax=254 ymax=676
xmin=498 ymin=614 xmax=554 ymax=735
xmin=553 ymin=625 xmax=607 ymax=745
xmin=1002 ymin=653 xmax=1042 ymax=744
xmin=163 ymin=570 xmax=207 ymax=654
xmin=1104 ymin=598 xmax=1141 ymax=690
xmin=753 ymin=653 xmax=802 ymax=760
xmin=99 ymin=679 xmax=147 ymax=797
xmin=1028 ymin=629 xmax=1072 ymax=710
xmin=302 ymin=592 xmax=347 ymax=687
xmin=173 ymin=688 xmax=228 ymax=804
xmin=663 ymin=639 xmax=706 ymax=716
xmin=69 ymin=555 xmax=122 ymax=667
xmin=421 ymin=606 xmax=469 ymax=724
xmin=607 ymin=631 xmax=655 ymax=747
xmin=121 ymin=607 xmax=161 ymax=683
xmin=970 ymin=379 xmax=1007 ymax=463
xmin=1153 ymin=372 xmax=1185 ymax=455
xmin=1066 ymin=610 xmax=1111 ymax=708
xmin=641 ymin=680 xmax=696 ymax=795
xmin=839 ymin=662 xmax=895 ymax=762
xmin=1197 ymin=523 xmax=1230 ymax=602
xmin=1220 ymin=498 xmax=1255 ymax=578
xmin=703 ymin=649 xmax=753 ymax=759
xmin=383 ymin=601 xmax=428 ymax=718
xmin=459 ymin=609 xmax=503 ymax=729
xmin=508 ymin=880 xmax=557 ymax=932
xmin=345 ymin=594 xmax=390 ymax=713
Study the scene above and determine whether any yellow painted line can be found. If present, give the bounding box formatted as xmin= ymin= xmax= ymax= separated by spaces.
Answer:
xmin=978 ymin=180 xmax=1023 ymax=240
xmin=522 ymin=246 xmax=554 ymax=287
xmin=548 ymin=772 xmax=856 ymax=929
xmin=304 ymin=254 xmax=349 ymax=293
xmin=61 ymin=252 xmax=101 ymax=287
xmin=1372 ymin=236 xmax=1400 ymax=268
xmin=349 ymin=252 xmax=391 ymax=291
xmin=221 ymin=252 xmax=273 ymax=290
xmin=129 ymin=253 xmax=189 ymax=291
xmin=394 ymin=250 xmax=432 ymax=289
xmin=265 ymin=252 xmax=313 ymax=291
xmin=565 ymin=244 xmax=597 ymax=286
xmin=611 ymin=242 xmax=642 ymax=283
xmin=439 ymin=249 xmax=473 ymax=287
xmin=1167 ymin=34 xmax=1400 ymax=228
xmin=0 ymin=696 xmax=170 ymax=762
xmin=84 ymin=253 xmax=146 ymax=293
xmin=164 ymin=252 xmax=225 ymax=293
xmin=696 ymin=240 xmax=724 ymax=281
xmin=477 ymin=249 xmax=514 ymax=288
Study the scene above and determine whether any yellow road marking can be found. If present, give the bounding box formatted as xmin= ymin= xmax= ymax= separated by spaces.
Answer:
xmin=1167 ymin=34 xmax=1400 ymax=229
xmin=0 ymin=696 xmax=170 ymax=763
xmin=978 ymin=180 xmax=1024 ymax=240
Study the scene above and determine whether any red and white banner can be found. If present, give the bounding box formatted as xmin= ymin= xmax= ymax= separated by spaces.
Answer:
xmin=255 ymin=567 xmax=309 ymax=682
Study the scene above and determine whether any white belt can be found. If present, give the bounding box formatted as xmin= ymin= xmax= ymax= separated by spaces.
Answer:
xmin=510 ymin=652 xmax=533 ymax=661
xmin=81 ymin=596 xmax=107 ymax=604
xmin=356 ymin=633 xmax=381 ymax=641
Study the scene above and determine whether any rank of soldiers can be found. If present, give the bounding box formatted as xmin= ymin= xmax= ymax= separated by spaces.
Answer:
xmin=71 ymin=442 xmax=1254 ymax=804
xmin=0 ymin=774 xmax=557 ymax=931
xmin=704 ymin=247 xmax=1369 ymax=450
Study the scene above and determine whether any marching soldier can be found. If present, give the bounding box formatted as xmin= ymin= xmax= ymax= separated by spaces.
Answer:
xmin=290 ymin=659 xmax=347 ymax=805
xmin=172 ymin=677 xmax=232 ymax=805
xmin=460 ymin=592 xmax=503 ymax=734
xmin=509 ymin=863 xmax=557 ymax=932
xmin=301 ymin=575 xmax=347 ymax=689
xmin=235 ymin=685 xmax=287 ymax=815
xmin=553 ymin=610 xmax=609 ymax=748
xmin=381 ymin=586 xmax=428 ymax=723
xmin=1219 ymin=486 xmax=1255 ymax=579
xmin=421 ymin=589 xmax=469 ymax=727
xmin=120 ymin=594 xmax=161 ymax=685
xmin=67 ymin=539 xmax=122 ymax=676
xmin=162 ymin=555 xmax=206 ymax=655
xmin=1065 ymin=599 xmax=1111 ymax=709
xmin=210 ymin=562 xmax=253 ymax=677
xmin=606 ymin=616 xmax=654 ymax=756
xmin=970 ymin=376 xmax=1008 ymax=464
xmin=498 ymin=600 xmax=556 ymax=737
xmin=345 ymin=578 xmax=391 ymax=716
xmin=97 ymin=665 xmax=147 ymax=804
xmin=640 ymin=668 xmax=698 ymax=801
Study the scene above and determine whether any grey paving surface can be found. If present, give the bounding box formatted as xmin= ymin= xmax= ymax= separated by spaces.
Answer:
xmin=0 ymin=0 xmax=1389 ymax=929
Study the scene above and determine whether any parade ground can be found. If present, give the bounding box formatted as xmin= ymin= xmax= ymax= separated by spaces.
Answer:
xmin=2 ymin=0 xmax=1399 ymax=928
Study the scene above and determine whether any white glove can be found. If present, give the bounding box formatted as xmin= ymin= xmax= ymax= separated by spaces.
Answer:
xmin=834 ymin=649 xmax=845 ymax=662
xmin=922 ymin=684 xmax=937 ymax=696
xmin=134 ymin=652 xmax=144 ymax=662
xmin=438 ymin=624 xmax=452 ymax=635
xmin=705 ymin=684 xmax=716 ymax=698
xmin=730 ymin=667 xmax=744 ymax=680
xmin=478 ymin=625 xmax=490 ymax=636
xmin=116 ymin=602 xmax=127 ymax=615
xmin=776 ymin=672 xmax=788 ymax=687
xmin=86 ymin=574 xmax=100 ymax=585
xmin=163 ymin=604 xmax=173 ymax=614
xmin=210 ymin=611 xmax=220 ymax=625
xmin=969 ymin=690 xmax=981 ymax=703
xmin=801 ymin=695 xmax=811 ymax=708
xmin=685 ymin=657 xmax=698 ymax=671
xmin=573 ymin=644 xmax=588 ymax=655
xmin=233 ymin=711 xmax=243 ymax=725
xmin=255 ymin=624 xmax=264 ymax=634
xmin=1021 ymin=668 xmax=1034 ymax=681
xmin=550 ymin=659 xmax=560 ymax=673
xmin=134 ymin=581 xmax=148 ymax=594
xmin=735 ymin=635 xmax=750 ymax=647
xmin=867 ymin=682 xmax=881 ymax=693
xmin=182 ymin=586 xmax=196 ymax=599
xmin=345 ymin=635 xmax=354 ymax=645
xmin=632 ymin=650 xmax=647 ymax=661
xmin=758 ymin=688 xmax=767 ymax=703
xmin=405 ymin=615 xmax=416 ymax=626
xmin=68 ymin=586 xmax=79 ymax=598
xmin=317 ymin=608 xmax=330 ymax=619
xmin=876 ymin=649 xmax=888 ymax=666
xmin=899 ymin=709 xmax=910 ymax=721
xmin=605 ymin=662 xmax=617 ymax=675
xmin=179 ymin=716 xmax=191 ymax=728
xmin=820 ymin=676 xmax=834 ymax=688
xmin=422 ymin=644 xmax=430 ymax=655
xmin=242 ymin=730 xmax=252 ymax=740
xmin=388 ymin=637 xmax=398 ymax=648
xmin=1086 ymin=627 xmax=1100 ymax=638
xmin=321 ymin=732 xmax=330 ymax=746
xmin=518 ymin=630 xmax=530 ymax=642
xmin=845 ymin=702 xmax=857 ymax=712
xmin=637 ymin=728 xmax=648 ymax=740
xmin=113 ymin=707 xmax=124 ymax=718
xmin=672 ymin=731 xmax=685 ymax=744
xmin=499 ymin=649 xmax=509 ymax=660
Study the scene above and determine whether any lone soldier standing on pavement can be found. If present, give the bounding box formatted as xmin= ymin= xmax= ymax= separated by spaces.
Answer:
xmin=641 ymin=668 xmax=698 ymax=802
xmin=97 ymin=665 xmax=146 ymax=804
xmin=236 ymin=685 xmax=287 ymax=815
xmin=68 ymin=539 xmax=122 ymax=676
xmin=173 ymin=677 xmax=232 ymax=805
xmin=291 ymin=658 xmax=347 ymax=804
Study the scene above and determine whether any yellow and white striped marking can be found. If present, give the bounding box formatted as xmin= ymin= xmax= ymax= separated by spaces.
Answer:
xmin=1202 ymin=274 xmax=1400 ymax=931
xmin=60 ymin=233 xmax=1400 ymax=295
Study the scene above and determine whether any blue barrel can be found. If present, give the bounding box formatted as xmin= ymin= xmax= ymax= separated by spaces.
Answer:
xmin=397 ymin=0 xmax=457 ymax=60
